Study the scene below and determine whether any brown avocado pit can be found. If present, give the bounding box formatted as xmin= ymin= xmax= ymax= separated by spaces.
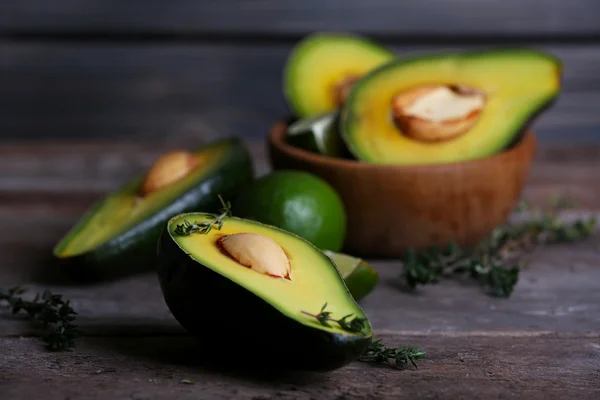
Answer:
xmin=217 ymin=232 xmax=292 ymax=280
xmin=391 ymin=84 xmax=486 ymax=143
xmin=140 ymin=151 xmax=201 ymax=196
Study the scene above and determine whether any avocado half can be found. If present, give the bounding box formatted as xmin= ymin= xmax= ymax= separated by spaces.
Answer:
xmin=53 ymin=138 xmax=254 ymax=281
xmin=157 ymin=213 xmax=373 ymax=371
xmin=283 ymin=32 xmax=396 ymax=118
xmin=341 ymin=48 xmax=562 ymax=164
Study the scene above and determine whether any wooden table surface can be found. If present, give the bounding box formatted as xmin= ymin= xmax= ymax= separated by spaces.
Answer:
xmin=1 ymin=139 xmax=599 ymax=399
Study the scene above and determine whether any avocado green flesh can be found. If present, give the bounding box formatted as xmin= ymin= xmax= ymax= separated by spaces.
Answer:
xmin=286 ymin=112 xmax=345 ymax=157
xmin=324 ymin=250 xmax=379 ymax=301
xmin=284 ymin=32 xmax=396 ymax=118
xmin=342 ymin=49 xmax=562 ymax=164
xmin=167 ymin=214 xmax=371 ymax=337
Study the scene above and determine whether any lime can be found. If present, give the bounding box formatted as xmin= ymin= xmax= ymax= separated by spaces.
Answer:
xmin=324 ymin=250 xmax=379 ymax=301
xmin=232 ymin=170 xmax=347 ymax=251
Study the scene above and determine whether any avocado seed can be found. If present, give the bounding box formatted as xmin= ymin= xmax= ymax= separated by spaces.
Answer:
xmin=140 ymin=151 xmax=200 ymax=196
xmin=392 ymin=84 xmax=485 ymax=142
xmin=332 ymin=75 xmax=360 ymax=106
xmin=217 ymin=233 xmax=291 ymax=279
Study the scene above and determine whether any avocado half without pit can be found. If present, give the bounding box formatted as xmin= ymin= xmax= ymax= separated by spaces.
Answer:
xmin=340 ymin=48 xmax=562 ymax=164
xmin=52 ymin=138 xmax=254 ymax=281
xmin=157 ymin=213 xmax=372 ymax=371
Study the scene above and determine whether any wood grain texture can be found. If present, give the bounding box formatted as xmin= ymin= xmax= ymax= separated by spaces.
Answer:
xmin=1 ymin=140 xmax=599 ymax=209
xmin=269 ymin=122 xmax=537 ymax=256
xmin=0 ymin=43 xmax=600 ymax=141
xmin=1 ymin=334 xmax=599 ymax=399
xmin=1 ymin=0 xmax=599 ymax=36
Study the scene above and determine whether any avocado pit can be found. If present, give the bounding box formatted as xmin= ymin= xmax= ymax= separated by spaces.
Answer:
xmin=217 ymin=233 xmax=291 ymax=279
xmin=140 ymin=151 xmax=200 ymax=196
xmin=392 ymin=84 xmax=486 ymax=142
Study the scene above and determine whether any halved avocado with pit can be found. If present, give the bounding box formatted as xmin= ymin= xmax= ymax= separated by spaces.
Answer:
xmin=284 ymin=32 xmax=396 ymax=118
xmin=157 ymin=213 xmax=373 ymax=371
xmin=341 ymin=48 xmax=562 ymax=164
xmin=53 ymin=137 xmax=254 ymax=281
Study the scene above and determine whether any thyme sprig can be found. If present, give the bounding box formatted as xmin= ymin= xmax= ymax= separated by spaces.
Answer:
xmin=301 ymin=303 xmax=368 ymax=334
xmin=358 ymin=339 xmax=427 ymax=370
xmin=401 ymin=197 xmax=597 ymax=297
xmin=302 ymin=303 xmax=426 ymax=369
xmin=173 ymin=195 xmax=232 ymax=236
xmin=0 ymin=286 xmax=79 ymax=350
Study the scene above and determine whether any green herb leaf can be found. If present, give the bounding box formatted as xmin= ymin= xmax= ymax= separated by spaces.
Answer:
xmin=400 ymin=196 xmax=597 ymax=298
xmin=0 ymin=286 xmax=79 ymax=350
xmin=301 ymin=303 xmax=368 ymax=335
xmin=173 ymin=195 xmax=232 ymax=236
xmin=358 ymin=339 xmax=427 ymax=370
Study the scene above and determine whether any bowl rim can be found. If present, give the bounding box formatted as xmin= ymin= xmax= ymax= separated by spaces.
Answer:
xmin=268 ymin=120 xmax=537 ymax=171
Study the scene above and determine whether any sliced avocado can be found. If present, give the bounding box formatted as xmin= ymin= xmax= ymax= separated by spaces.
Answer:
xmin=341 ymin=48 xmax=562 ymax=164
xmin=157 ymin=212 xmax=373 ymax=371
xmin=323 ymin=250 xmax=379 ymax=302
xmin=285 ymin=111 xmax=347 ymax=157
xmin=284 ymin=32 xmax=396 ymax=118
xmin=53 ymin=138 xmax=254 ymax=281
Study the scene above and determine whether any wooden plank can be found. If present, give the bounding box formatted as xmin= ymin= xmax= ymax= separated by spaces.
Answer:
xmin=1 ymin=43 xmax=600 ymax=141
xmin=1 ymin=333 xmax=599 ymax=399
xmin=1 ymin=0 xmax=600 ymax=37
xmin=1 ymin=140 xmax=599 ymax=209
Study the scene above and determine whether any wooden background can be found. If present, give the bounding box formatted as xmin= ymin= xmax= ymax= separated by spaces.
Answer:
xmin=0 ymin=1 xmax=599 ymax=143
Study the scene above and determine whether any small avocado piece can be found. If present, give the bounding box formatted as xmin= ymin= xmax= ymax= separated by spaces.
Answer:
xmin=283 ymin=32 xmax=396 ymax=118
xmin=285 ymin=111 xmax=348 ymax=157
xmin=53 ymin=138 xmax=254 ymax=281
xmin=158 ymin=213 xmax=373 ymax=371
xmin=323 ymin=250 xmax=379 ymax=302
xmin=341 ymin=48 xmax=562 ymax=164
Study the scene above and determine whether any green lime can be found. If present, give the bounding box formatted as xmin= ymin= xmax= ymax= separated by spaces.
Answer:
xmin=232 ymin=170 xmax=347 ymax=251
xmin=323 ymin=250 xmax=379 ymax=301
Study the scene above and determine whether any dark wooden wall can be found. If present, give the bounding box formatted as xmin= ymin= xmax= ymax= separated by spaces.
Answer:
xmin=1 ymin=1 xmax=599 ymax=142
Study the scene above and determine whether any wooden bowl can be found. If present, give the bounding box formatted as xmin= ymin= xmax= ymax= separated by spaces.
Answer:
xmin=267 ymin=121 xmax=536 ymax=258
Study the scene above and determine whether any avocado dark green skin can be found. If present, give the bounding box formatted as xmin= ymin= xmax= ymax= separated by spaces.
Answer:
xmin=156 ymin=229 xmax=372 ymax=372
xmin=56 ymin=138 xmax=255 ymax=283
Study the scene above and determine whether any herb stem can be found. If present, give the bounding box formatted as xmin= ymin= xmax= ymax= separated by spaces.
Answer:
xmin=401 ymin=197 xmax=596 ymax=297
xmin=301 ymin=303 xmax=368 ymax=334
xmin=173 ymin=195 xmax=232 ymax=236
xmin=358 ymin=339 xmax=427 ymax=370
xmin=0 ymin=286 xmax=79 ymax=350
